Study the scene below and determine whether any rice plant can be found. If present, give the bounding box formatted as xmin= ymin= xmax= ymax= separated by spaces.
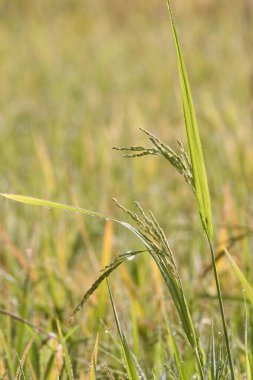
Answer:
xmin=0 ymin=0 xmax=251 ymax=378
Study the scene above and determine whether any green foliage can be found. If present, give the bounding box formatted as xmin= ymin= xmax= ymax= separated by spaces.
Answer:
xmin=225 ymin=248 xmax=253 ymax=305
xmin=56 ymin=319 xmax=74 ymax=380
xmin=108 ymin=283 xmax=142 ymax=380
xmin=0 ymin=1 xmax=252 ymax=379
xmin=167 ymin=1 xmax=213 ymax=239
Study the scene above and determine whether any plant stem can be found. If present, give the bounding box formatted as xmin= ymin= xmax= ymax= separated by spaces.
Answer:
xmin=0 ymin=307 xmax=56 ymax=341
xmin=206 ymin=235 xmax=235 ymax=380
xmin=194 ymin=347 xmax=204 ymax=380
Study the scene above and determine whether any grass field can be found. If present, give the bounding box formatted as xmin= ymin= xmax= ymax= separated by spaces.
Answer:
xmin=0 ymin=0 xmax=253 ymax=378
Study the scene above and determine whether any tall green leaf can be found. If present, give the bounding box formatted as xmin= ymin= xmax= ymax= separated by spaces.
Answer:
xmin=167 ymin=1 xmax=213 ymax=239
xmin=56 ymin=319 xmax=74 ymax=380
xmin=225 ymin=248 xmax=253 ymax=304
xmin=107 ymin=282 xmax=140 ymax=380
xmin=165 ymin=316 xmax=187 ymax=380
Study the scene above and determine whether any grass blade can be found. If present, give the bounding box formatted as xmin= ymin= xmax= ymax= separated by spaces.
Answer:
xmin=167 ymin=1 xmax=213 ymax=239
xmin=225 ymin=248 xmax=253 ymax=304
xmin=0 ymin=324 xmax=15 ymax=379
xmin=167 ymin=4 xmax=235 ymax=378
xmin=107 ymin=282 xmax=140 ymax=380
xmin=0 ymin=194 xmax=105 ymax=219
xmin=43 ymin=353 xmax=56 ymax=380
xmin=244 ymin=293 xmax=252 ymax=380
xmin=16 ymin=336 xmax=35 ymax=380
xmin=97 ymin=221 xmax=113 ymax=321
xmin=165 ymin=316 xmax=187 ymax=380
xmin=56 ymin=319 xmax=74 ymax=380
xmin=206 ymin=323 xmax=216 ymax=380
xmin=89 ymin=334 xmax=99 ymax=380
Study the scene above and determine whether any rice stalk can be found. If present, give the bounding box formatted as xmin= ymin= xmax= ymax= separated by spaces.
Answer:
xmin=167 ymin=2 xmax=234 ymax=377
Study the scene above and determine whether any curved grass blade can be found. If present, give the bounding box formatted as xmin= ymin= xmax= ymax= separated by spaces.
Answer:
xmin=167 ymin=1 xmax=213 ymax=239
xmin=225 ymin=248 xmax=253 ymax=304
xmin=0 ymin=194 xmax=105 ymax=219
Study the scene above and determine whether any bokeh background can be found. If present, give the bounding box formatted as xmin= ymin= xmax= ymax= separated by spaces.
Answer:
xmin=0 ymin=0 xmax=252 ymax=378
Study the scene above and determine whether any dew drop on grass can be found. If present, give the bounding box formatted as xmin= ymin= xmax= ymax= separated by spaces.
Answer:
xmin=105 ymin=329 xmax=109 ymax=334
xmin=127 ymin=255 xmax=135 ymax=261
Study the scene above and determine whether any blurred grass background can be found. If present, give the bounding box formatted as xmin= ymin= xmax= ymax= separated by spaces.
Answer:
xmin=0 ymin=0 xmax=253 ymax=378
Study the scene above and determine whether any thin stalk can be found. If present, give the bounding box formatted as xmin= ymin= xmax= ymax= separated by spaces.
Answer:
xmin=206 ymin=235 xmax=235 ymax=380
xmin=194 ymin=347 xmax=204 ymax=380
xmin=0 ymin=307 xmax=57 ymax=341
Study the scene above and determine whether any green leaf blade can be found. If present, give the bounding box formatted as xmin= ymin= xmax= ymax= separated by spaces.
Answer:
xmin=0 ymin=194 xmax=105 ymax=219
xmin=225 ymin=248 xmax=253 ymax=305
xmin=107 ymin=283 xmax=140 ymax=380
xmin=167 ymin=2 xmax=213 ymax=239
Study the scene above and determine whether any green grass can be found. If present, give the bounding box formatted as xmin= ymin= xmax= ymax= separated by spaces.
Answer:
xmin=0 ymin=0 xmax=252 ymax=379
